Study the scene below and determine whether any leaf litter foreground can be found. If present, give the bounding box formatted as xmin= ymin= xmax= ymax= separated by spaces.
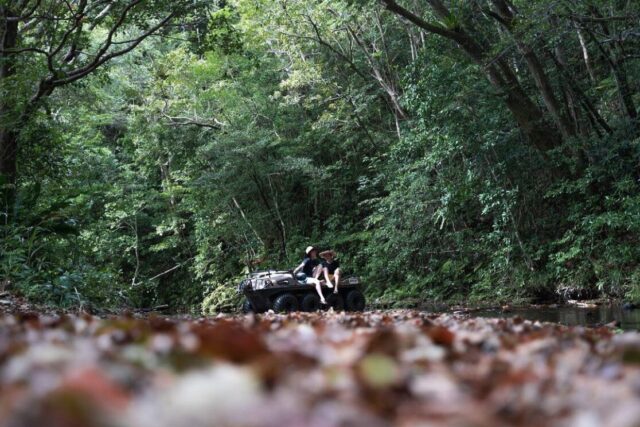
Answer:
xmin=1 ymin=310 xmax=640 ymax=427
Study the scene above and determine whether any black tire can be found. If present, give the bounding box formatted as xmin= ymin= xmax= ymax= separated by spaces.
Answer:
xmin=325 ymin=293 xmax=344 ymax=311
xmin=301 ymin=293 xmax=321 ymax=312
xmin=242 ymin=299 xmax=253 ymax=314
xmin=345 ymin=290 xmax=366 ymax=311
xmin=272 ymin=293 xmax=299 ymax=313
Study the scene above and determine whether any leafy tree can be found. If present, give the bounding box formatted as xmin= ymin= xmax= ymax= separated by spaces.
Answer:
xmin=2 ymin=0 xmax=640 ymax=311
xmin=0 ymin=0 xmax=202 ymax=188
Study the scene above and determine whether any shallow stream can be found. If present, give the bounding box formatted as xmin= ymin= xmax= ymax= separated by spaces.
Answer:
xmin=470 ymin=304 xmax=640 ymax=331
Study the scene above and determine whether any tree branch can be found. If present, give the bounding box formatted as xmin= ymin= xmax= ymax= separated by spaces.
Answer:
xmin=0 ymin=46 xmax=48 ymax=56
xmin=60 ymin=0 xmax=142 ymax=78
xmin=90 ymin=1 xmax=114 ymax=30
xmin=163 ymin=113 xmax=223 ymax=130
xmin=6 ymin=0 xmax=42 ymax=22
xmin=561 ymin=13 xmax=640 ymax=23
xmin=46 ymin=0 xmax=87 ymax=72
xmin=379 ymin=0 xmax=465 ymax=44
xmin=300 ymin=15 xmax=369 ymax=80
xmin=50 ymin=11 xmax=174 ymax=87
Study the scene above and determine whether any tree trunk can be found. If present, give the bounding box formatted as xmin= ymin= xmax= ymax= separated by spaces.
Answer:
xmin=449 ymin=30 xmax=562 ymax=152
xmin=0 ymin=130 xmax=18 ymax=184
xmin=582 ymin=7 xmax=637 ymax=121
xmin=575 ymin=25 xmax=596 ymax=83
xmin=0 ymin=8 xmax=19 ymax=185
xmin=549 ymin=46 xmax=612 ymax=136
xmin=381 ymin=0 xmax=563 ymax=152
xmin=489 ymin=0 xmax=575 ymax=139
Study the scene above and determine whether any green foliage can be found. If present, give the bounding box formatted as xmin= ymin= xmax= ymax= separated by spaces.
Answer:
xmin=201 ymin=279 xmax=242 ymax=314
xmin=3 ymin=0 xmax=640 ymax=312
xmin=546 ymin=129 xmax=640 ymax=301
xmin=205 ymin=6 xmax=244 ymax=54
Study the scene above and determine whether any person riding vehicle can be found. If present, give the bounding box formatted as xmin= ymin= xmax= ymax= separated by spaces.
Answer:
xmin=320 ymin=250 xmax=341 ymax=294
xmin=293 ymin=246 xmax=327 ymax=305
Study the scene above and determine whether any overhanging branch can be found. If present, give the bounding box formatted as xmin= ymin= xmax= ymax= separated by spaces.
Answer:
xmin=379 ymin=0 xmax=461 ymax=42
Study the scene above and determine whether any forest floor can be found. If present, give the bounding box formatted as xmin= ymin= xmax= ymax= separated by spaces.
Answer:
xmin=1 ymin=293 xmax=640 ymax=427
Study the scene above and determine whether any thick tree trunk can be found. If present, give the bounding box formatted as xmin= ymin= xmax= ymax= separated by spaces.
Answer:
xmin=0 ymin=8 xmax=19 ymax=185
xmin=382 ymin=0 xmax=563 ymax=152
xmin=517 ymin=44 xmax=575 ymax=139
xmin=485 ymin=63 xmax=561 ymax=152
xmin=489 ymin=0 xmax=575 ymax=139
xmin=0 ymin=130 xmax=18 ymax=184
xmin=446 ymin=28 xmax=563 ymax=152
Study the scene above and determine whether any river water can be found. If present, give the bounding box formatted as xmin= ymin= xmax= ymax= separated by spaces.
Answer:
xmin=469 ymin=304 xmax=640 ymax=331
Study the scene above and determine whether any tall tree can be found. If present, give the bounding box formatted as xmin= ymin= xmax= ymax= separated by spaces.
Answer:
xmin=379 ymin=0 xmax=639 ymax=152
xmin=379 ymin=0 xmax=564 ymax=152
xmin=0 ymin=0 xmax=197 ymax=187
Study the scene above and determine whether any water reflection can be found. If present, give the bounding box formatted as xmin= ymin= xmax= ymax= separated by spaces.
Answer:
xmin=472 ymin=305 xmax=640 ymax=331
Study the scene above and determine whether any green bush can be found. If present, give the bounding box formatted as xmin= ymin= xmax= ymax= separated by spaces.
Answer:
xmin=201 ymin=280 xmax=242 ymax=315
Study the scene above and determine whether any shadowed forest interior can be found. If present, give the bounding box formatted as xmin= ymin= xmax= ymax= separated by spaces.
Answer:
xmin=1 ymin=0 xmax=640 ymax=312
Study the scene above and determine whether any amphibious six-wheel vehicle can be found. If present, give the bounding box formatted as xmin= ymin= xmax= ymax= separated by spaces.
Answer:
xmin=238 ymin=270 xmax=366 ymax=313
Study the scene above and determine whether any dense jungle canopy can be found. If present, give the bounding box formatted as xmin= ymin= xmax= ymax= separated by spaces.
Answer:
xmin=1 ymin=0 xmax=640 ymax=312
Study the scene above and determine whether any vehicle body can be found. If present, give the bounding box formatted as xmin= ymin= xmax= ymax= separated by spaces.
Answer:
xmin=238 ymin=270 xmax=366 ymax=313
